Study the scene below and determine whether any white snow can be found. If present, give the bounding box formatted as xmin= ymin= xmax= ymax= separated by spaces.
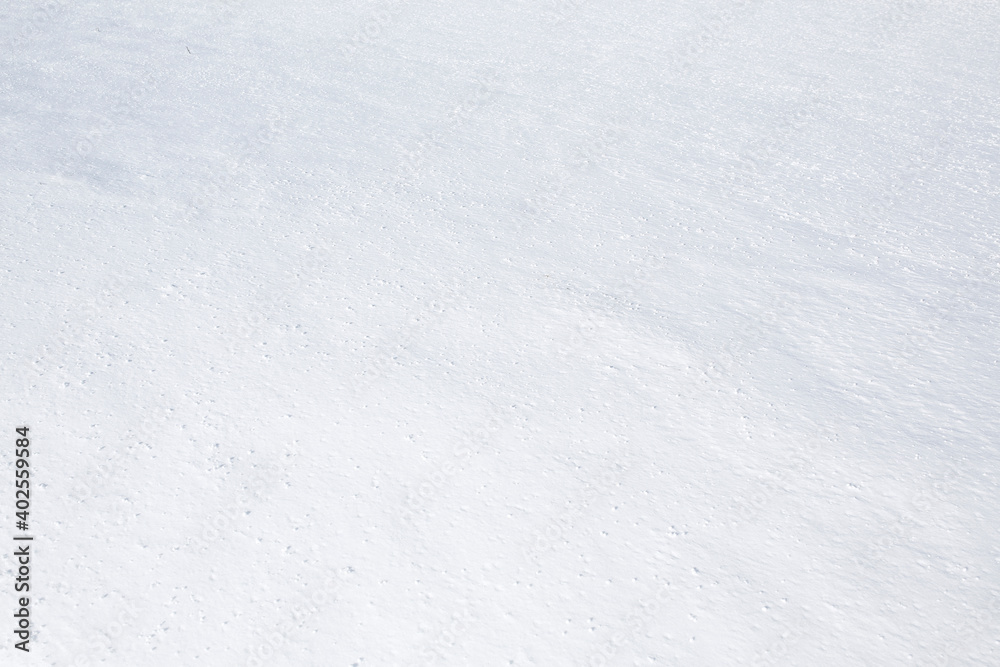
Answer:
xmin=2 ymin=0 xmax=999 ymax=665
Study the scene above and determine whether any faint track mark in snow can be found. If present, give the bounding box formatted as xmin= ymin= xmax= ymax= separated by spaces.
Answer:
xmin=206 ymin=0 xmax=245 ymax=27
xmin=850 ymin=501 xmax=918 ymax=570
xmin=7 ymin=0 xmax=66 ymax=52
xmin=235 ymin=300 xmax=289 ymax=345
xmin=405 ymin=604 xmax=474 ymax=665
xmin=66 ymin=437 xmax=137 ymax=504
xmin=750 ymin=626 xmax=807 ymax=667
xmin=861 ymin=0 xmax=931 ymax=49
xmin=295 ymin=241 xmax=348 ymax=287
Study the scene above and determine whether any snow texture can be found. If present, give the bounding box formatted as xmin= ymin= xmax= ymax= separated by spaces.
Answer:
xmin=2 ymin=0 xmax=999 ymax=665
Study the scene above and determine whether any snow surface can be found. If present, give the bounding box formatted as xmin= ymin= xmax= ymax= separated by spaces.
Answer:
xmin=2 ymin=0 xmax=999 ymax=665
